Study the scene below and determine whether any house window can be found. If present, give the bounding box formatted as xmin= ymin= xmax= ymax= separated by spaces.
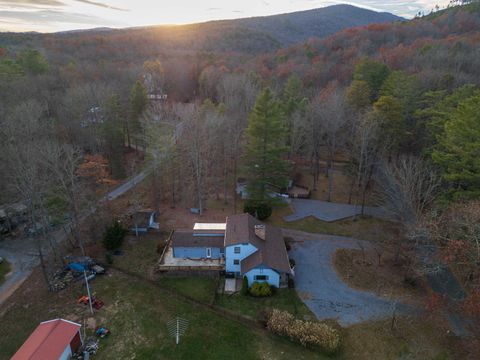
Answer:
xmin=254 ymin=275 xmax=268 ymax=281
xmin=234 ymin=246 xmax=241 ymax=254
xmin=233 ymin=259 xmax=240 ymax=265
xmin=206 ymin=248 xmax=212 ymax=258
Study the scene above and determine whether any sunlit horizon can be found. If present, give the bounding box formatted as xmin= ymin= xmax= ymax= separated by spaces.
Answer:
xmin=0 ymin=0 xmax=451 ymax=33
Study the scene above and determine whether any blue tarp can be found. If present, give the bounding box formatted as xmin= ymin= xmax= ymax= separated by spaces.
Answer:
xmin=69 ymin=262 xmax=87 ymax=272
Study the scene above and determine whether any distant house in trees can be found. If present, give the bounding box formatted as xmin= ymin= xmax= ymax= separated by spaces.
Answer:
xmin=0 ymin=202 xmax=28 ymax=235
xmin=147 ymin=94 xmax=167 ymax=101
xmin=80 ymin=106 xmax=104 ymax=128
xmin=11 ymin=319 xmax=83 ymax=360
xmin=235 ymin=178 xmax=290 ymax=202
xmin=160 ymin=214 xmax=292 ymax=288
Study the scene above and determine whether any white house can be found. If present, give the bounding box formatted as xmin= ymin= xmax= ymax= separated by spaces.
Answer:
xmin=224 ymin=214 xmax=292 ymax=288
xmin=170 ymin=213 xmax=292 ymax=288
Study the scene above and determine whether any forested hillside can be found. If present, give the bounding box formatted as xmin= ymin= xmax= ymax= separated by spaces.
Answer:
xmin=0 ymin=4 xmax=400 ymax=53
xmin=1 ymin=3 xmax=480 ymax=355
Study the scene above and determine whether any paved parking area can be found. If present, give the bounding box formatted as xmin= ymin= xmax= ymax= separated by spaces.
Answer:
xmin=284 ymin=199 xmax=388 ymax=222
xmin=286 ymin=229 xmax=410 ymax=325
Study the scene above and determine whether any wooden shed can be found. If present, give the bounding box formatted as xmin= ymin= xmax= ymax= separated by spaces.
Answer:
xmin=11 ymin=319 xmax=83 ymax=360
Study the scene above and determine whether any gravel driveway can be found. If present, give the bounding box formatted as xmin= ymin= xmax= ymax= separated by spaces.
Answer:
xmin=285 ymin=229 xmax=411 ymax=326
xmin=0 ymin=236 xmax=40 ymax=305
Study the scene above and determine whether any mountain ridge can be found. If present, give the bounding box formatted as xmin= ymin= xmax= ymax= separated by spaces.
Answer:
xmin=0 ymin=5 xmax=403 ymax=54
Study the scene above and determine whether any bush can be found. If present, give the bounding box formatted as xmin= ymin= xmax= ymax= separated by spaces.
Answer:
xmin=289 ymin=258 xmax=296 ymax=267
xmin=243 ymin=201 xmax=272 ymax=220
xmin=241 ymin=276 xmax=249 ymax=296
xmin=105 ymin=252 xmax=113 ymax=265
xmin=403 ymin=275 xmax=418 ymax=287
xmin=249 ymin=281 xmax=273 ymax=297
xmin=267 ymin=309 xmax=341 ymax=354
xmin=103 ymin=221 xmax=127 ymax=251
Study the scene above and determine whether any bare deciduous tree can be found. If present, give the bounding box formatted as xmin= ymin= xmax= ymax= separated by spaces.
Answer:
xmin=3 ymin=100 xmax=54 ymax=289
xmin=42 ymin=141 xmax=86 ymax=255
xmin=376 ymin=155 xmax=440 ymax=226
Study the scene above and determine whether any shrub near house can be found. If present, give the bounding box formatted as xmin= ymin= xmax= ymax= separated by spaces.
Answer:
xmin=249 ymin=281 xmax=273 ymax=297
xmin=267 ymin=309 xmax=341 ymax=354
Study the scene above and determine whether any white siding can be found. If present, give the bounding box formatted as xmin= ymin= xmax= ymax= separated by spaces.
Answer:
xmin=245 ymin=267 xmax=280 ymax=288
xmin=225 ymin=244 xmax=257 ymax=273
xmin=59 ymin=345 xmax=72 ymax=360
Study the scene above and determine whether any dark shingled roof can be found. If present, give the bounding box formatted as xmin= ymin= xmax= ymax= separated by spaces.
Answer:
xmin=226 ymin=213 xmax=291 ymax=274
xmin=172 ymin=229 xmax=224 ymax=248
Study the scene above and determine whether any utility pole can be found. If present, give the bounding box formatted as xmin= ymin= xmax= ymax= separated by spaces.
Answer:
xmin=176 ymin=318 xmax=180 ymax=345
xmin=84 ymin=269 xmax=94 ymax=315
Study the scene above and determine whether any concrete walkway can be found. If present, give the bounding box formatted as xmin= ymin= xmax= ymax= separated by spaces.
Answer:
xmin=285 ymin=229 xmax=412 ymax=326
xmin=284 ymin=198 xmax=388 ymax=222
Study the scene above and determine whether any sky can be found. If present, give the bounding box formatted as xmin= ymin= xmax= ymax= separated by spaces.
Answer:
xmin=0 ymin=0 xmax=450 ymax=33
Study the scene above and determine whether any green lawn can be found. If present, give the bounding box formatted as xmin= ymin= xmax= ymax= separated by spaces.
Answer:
xmin=215 ymin=288 xmax=314 ymax=321
xmin=90 ymin=272 xmax=324 ymax=360
xmin=157 ymin=277 xmax=218 ymax=304
xmin=113 ymin=231 xmax=168 ymax=276
xmin=0 ymin=259 xmax=11 ymax=286
xmin=0 ymin=268 xmax=323 ymax=360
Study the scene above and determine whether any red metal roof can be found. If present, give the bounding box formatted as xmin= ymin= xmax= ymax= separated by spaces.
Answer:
xmin=11 ymin=319 xmax=81 ymax=360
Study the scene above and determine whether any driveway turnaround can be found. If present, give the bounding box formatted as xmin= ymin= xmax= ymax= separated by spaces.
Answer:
xmin=285 ymin=229 xmax=410 ymax=326
xmin=284 ymin=199 xmax=388 ymax=222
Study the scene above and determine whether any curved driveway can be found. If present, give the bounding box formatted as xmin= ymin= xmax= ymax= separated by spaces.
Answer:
xmin=285 ymin=229 xmax=411 ymax=326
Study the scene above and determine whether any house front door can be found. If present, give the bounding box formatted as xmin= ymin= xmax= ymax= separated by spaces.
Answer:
xmin=206 ymin=248 xmax=212 ymax=258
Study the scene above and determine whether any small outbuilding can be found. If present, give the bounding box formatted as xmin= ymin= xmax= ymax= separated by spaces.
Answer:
xmin=130 ymin=211 xmax=159 ymax=234
xmin=11 ymin=318 xmax=83 ymax=360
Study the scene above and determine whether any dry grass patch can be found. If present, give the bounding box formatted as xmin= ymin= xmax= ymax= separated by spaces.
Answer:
xmin=340 ymin=316 xmax=460 ymax=360
xmin=269 ymin=205 xmax=400 ymax=243
xmin=333 ymin=248 xmax=427 ymax=301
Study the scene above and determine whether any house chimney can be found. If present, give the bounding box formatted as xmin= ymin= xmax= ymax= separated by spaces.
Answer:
xmin=254 ymin=225 xmax=266 ymax=240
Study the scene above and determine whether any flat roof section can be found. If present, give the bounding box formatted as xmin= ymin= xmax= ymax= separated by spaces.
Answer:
xmin=193 ymin=223 xmax=226 ymax=230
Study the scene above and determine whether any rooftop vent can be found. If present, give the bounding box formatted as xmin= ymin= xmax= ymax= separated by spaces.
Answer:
xmin=254 ymin=224 xmax=266 ymax=240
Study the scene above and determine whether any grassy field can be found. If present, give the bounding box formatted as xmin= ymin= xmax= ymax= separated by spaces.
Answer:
xmin=158 ymin=277 xmax=218 ymax=304
xmin=215 ymin=288 xmax=313 ymax=320
xmin=0 ymin=231 xmax=465 ymax=360
xmin=268 ymin=205 xmax=400 ymax=243
xmin=94 ymin=272 xmax=325 ymax=360
xmin=339 ymin=317 xmax=457 ymax=359
xmin=112 ymin=231 xmax=169 ymax=276
xmin=0 ymin=259 xmax=11 ymax=286
xmin=0 ymin=267 xmax=323 ymax=360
